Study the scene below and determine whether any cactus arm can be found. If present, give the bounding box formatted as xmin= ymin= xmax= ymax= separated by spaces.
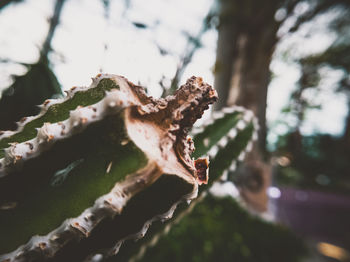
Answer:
xmin=0 ymin=113 xmax=148 ymax=255
xmin=0 ymin=75 xmax=217 ymax=262
xmin=206 ymin=122 xmax=255 ymax=186
xmin=92 ymin=106 xmax=258 ymax=262
xmin=0 ymin=74 xmax=151 ymax=177
xmin=0 ymin=74 xmax=120 ymax=158
xmin=192 ymin=111 xmax=242 ymax=158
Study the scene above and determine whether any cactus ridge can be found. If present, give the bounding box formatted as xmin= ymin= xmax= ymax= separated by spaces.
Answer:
xmin=0 ymin=74 xmax=121 ymax=156
xmin=0 ymin=112 xmax=148 ymax=256
xmin=83 ymin=177 xmax=198 ymax=262
xmin=0 ymin=74 xmax=153 ymax=173
xmin=90 ymin=106 xmax=258 ymax=261
xmin=0 ymin=90 xmax=127 ymax=178
xmin=0 ymin=162 xmax=198 ymax=262
xmin=0 ymin=74 xmax=217 ymax=262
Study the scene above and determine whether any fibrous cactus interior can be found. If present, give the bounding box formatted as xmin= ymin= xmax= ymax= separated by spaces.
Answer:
xmin=0 ymin=74 xmax=217 ymax=262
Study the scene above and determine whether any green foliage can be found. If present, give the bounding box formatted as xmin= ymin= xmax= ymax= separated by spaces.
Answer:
xmin=275 ymin=133 xmax=350 ymax=193
xmin=140 ymin=195 xmax=307 ymax=262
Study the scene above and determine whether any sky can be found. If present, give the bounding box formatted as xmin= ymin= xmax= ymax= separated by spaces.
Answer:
xmin=0 ymin=0 xmax=348 ymax=141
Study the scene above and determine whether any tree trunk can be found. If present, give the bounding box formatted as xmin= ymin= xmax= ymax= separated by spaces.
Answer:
xmin=214 ymin=0 xmax=281 ymax=211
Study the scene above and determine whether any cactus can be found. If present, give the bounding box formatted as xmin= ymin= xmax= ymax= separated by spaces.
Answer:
xmin=0 ymin=74 xmax=257 ymax=262
xmin=87 ymin=105 xmax=258 ymax=261
xmin=0 ymin=74 xmax=217 ymax=262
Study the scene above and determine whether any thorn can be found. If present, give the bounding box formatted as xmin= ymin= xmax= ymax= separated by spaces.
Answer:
xmin=228 ymin=128 xmax=237 ymax=139
xmin=204 ymin=118 xmax=214 ymax=126
xmin=236 ymin=120 xmax=246 ymax=130
xmin=229 ymin=161 xmax=237 ymax=172
xmin=208 ymin=146 xmax=218 ymax=158
xmin=246 ymin=141 xmax=253 ymax=152
xmin=43 ymin=100 xmax=51 ymax=106
xmin=212 ymin=111 xmax=224 ymax=119
xmin=203 ymin=138 xmax=210 ymax=147
xmin=252 ymin=131 xmax=258 ymax=141
xmin=243 ymin=110 xmax=254 ymax=122
xmin=218 ymin=136 xmax=228 ymax=148
xmin=191 ymin=127 xmax=204 ymax=135
xmin=121 ymin=139 xmax=129 ymax=146
xmin=220 ymin=169 xmax=229 ymax=181
xmin=234 ymin=106 xmax=244 ymax=112
xmin=222 ymin=107 xmax=235 ymax=114
xmin=106 ymin=162 xmax=113 ymax=173
xmin=238 ymin=151 xmax=246 ymax=161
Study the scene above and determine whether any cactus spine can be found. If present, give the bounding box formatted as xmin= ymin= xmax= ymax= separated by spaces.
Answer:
xmin=0 ymin=74 xmax=217 ymax=262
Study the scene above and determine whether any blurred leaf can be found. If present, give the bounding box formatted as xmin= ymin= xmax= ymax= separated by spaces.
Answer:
xmin=281 ymin=106 xmax=292 ymax=113
xmin=308 ymin=104 xmax=322 ymax=110
xmin=0 ymin=59 xmax=62 ymax=130
xmin=132 ymin=22 xmax=148 ymax=29
xmin=304 ymin=43 xmax=350 ymax=72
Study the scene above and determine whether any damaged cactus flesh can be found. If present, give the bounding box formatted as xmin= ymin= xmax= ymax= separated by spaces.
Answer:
xmin=0 ymin=74 xmax=217 ymax=262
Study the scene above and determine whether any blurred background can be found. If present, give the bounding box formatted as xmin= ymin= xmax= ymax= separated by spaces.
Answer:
xmin=0 ymin=0 xmax=349 ymax=261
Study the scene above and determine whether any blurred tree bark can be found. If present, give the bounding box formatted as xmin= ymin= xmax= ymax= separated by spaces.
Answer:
xmin=214 ymin=0 xmax=350 ymax=210
xmin=214 ymin=0 xmax=281 ymax=155
xmin=0 ymin=0 xmax=65 ymax=130
xmin=214 ymin=0 xmax=283 ymax=211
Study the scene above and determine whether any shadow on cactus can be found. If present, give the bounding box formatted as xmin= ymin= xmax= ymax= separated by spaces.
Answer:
xmin=0 ymin=74 xmax=257 ymax=262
